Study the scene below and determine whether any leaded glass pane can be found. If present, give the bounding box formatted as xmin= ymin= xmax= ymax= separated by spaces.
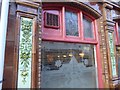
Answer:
xmin=41 ymin=41 xmax=97 ymax=88
xmin=83 ymin=16 xmax=93 ymax=38
xmin=65 ymin=11 xmax=79 ymax=36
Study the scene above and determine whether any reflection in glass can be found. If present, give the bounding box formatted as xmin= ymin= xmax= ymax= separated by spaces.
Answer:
xmin=65 ymin=11 xmax=79 ymax=36
xmin=41 ymin=41 xmax=97 ymax=88
xmin=83 ymin=16 xmax=93 ymax=38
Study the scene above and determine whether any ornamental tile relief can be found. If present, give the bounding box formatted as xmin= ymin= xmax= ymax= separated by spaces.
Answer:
xmin=17 ymin=17 xmax=33 ymax=88
xmin=108 ymin=32 xmax=117 ymax=77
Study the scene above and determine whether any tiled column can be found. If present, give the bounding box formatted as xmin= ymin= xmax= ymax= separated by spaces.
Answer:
xmin=102 ymin=1 xmax=117 ymax=88
xmin=15 ymin=1 xmax=41 ymax=88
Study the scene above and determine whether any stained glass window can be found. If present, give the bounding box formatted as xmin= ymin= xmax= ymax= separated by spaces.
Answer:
xmin=65 ymin=11 xmax=79 ymax=36
xmin=83 ymin=16 xmax=93 ymax=38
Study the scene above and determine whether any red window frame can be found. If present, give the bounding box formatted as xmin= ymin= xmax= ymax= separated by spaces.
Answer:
xmin=115 ymin=22 xmax=120 ymax=45
xmin=42 ymin=4 xmax=97 ymax=44
xmin=42 ymin=5 xmax=62 ymax=39
xmin=42 ymin=3 xmax=103 ymax=88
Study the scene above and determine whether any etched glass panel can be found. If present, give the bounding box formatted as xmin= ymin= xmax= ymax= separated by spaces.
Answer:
xmin=41 ymin=41 xmax=97 ymax=88
xmin=65 ymin=11 xmax=79 ymax=36
xmin=17 ymin=17 xmax=33 ymax=88
xmin=83 ymin=16 xmax=93 ymax=38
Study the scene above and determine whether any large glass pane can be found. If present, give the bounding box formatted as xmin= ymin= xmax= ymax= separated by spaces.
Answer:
xmin=41 ymin=41 xmax=97 ymax=88
xmin=65 ymin=11 xmax=79 ymax=36
xmin=83 ymin=16 xmax=93 ymax=38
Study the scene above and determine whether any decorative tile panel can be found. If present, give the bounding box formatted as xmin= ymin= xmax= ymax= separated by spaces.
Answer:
xmin=17 ymin=17 xmax=33 ymax=88
xmin=108 ymin=32 xmax=117 ymax=77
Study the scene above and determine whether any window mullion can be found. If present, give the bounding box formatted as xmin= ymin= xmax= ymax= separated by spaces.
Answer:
xmin=80 ymin=12 xmax=84 ymax=40
xmin=62 ymin=6 xmax=65 ymax=39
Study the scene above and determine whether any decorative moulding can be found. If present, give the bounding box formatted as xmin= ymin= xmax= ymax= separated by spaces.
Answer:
xmin=15 ymin=0 xmax=40 ymax=8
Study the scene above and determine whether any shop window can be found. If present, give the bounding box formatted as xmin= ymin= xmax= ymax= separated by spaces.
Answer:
xmin=83 ymin=16 xmax=93 ymax=39
xmin=44 ymin=12 xmax=59 ymax=28
xmin=41 ymin=3 xmax=100 ymax=88
xmin=65 ymin=10 xmax=79 ymax=36
xmin=41 ymin=41 xmax=97 ymax=88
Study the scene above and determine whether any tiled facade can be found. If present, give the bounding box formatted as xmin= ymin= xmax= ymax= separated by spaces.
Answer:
xmin=1 ymin=0 xmax=120 ymax=89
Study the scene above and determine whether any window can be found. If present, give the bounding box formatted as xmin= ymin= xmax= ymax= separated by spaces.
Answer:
xmin=42 ymin=4 xmax=96 ymax=43
xmin=65 ymin=10 xmax=79 ymax=36
xmin=41 ymin=41 xmax=97 ymax=88
xmin=42 ymin=3 xmax=101 ymax=88
xmin=83 ymin=16 xmax=93 ymax=38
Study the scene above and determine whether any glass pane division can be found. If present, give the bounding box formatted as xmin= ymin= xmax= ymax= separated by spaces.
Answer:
xmin=41 ymin=41 xmax=97 ymax=88
xmin=65 ymin=11 xmax=79 ymax=36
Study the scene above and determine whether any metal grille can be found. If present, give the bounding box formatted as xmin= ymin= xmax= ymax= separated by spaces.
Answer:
xmin=45 ymin=12 xmax=59 ymax=28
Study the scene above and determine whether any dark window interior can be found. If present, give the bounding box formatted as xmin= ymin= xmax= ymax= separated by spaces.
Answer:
xmin=45 ymin=12 xmax=59 ymax=28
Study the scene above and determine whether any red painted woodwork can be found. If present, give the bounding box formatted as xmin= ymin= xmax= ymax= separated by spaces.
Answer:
xmin=42 ymin=3 xmax=103 ymax=88
xmin=94 ymin=20 xmax=103 ymax=88
xmin=115 ymin=22 xmax=120 ymax=45
xmin=42 ymin=7 xmax=63 ymax=39
xmin=42 ymin=4 xmax=97 ymax=44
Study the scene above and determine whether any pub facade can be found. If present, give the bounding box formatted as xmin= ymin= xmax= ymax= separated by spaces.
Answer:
xmin=0 ymin=0 xmax=120 ymax=89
